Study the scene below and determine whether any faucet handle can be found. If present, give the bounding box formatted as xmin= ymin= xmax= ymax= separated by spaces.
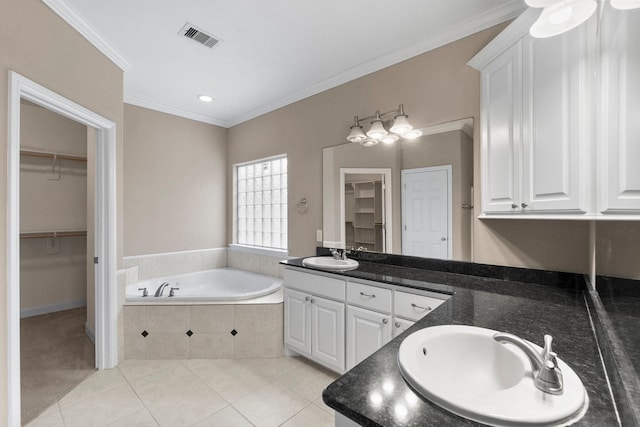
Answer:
xmin=535 ymin=334 xmax=563 ymax=394
xmin=138 ymin=287 xmax=148 ymax=297
xmin=169 ymin=287 xmax=180 ymax=297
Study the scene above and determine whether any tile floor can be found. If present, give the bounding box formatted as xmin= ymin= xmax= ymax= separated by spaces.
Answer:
xmin=26 ymin=356 xmax=339 ymax=427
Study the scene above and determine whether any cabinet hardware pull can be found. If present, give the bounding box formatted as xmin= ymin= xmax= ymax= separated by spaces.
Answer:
xmin=305 ymin=296 xmax=310 ymax=302
xmin=511 ymin=203 xmax=518 ymax=209
xmin=521 ymin=202 xmax=528 ymax=208
xmin=360 ymin=292 xmax=376 ymax=298
xmin=394 ymin=321 xmax=401 ymax=328
xmin=310 ymin=299 xmax=316 ymax=304
xmin=382 ymin=318 xmax=388 ymax=324
xmin=411 ymin=303 xmax=431 ymax=311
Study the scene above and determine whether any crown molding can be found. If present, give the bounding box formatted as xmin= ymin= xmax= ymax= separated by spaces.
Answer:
xmin=418 ymin=118 xmax=474 ymax=137
xmin=227 ymin=3 xmax=526 ymax=127
xmin=41 ymin=0 xmax=130 ymax=71
xmin=123 ymin=95 xmax=230 ymax=128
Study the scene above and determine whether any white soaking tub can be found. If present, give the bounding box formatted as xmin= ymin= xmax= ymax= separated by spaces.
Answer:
xmin=126 ymin=268 xmax=282 ymax=302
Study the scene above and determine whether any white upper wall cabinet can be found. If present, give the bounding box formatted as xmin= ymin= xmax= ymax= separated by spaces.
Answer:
xmin=470 ymin=6 xmax=640 ymax=219
xmin=600 ymin=8 xmax=640 ymax=214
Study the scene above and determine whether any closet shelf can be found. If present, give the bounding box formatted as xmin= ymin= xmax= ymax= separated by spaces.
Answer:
xmin=20 ymin=230 xmax=87 ymax=239
xmin=20 ymin=149 xmax=87 ymax=163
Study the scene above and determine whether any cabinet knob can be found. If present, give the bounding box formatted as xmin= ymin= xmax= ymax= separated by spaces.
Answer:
xmin=310 ymin=298 xmax=316 ymax=304
xmin=382 ymin=318 xmax=388 ymax=325
xmin=440 ymin=237 xmax=447 ymax=241
xmin=394 ymin=321 xmax=401 ymax=328
xmin=305 ymin=296 xmax=310 ymax=302
xmin=511 ymin=203 xmax=518 ymax=209
xmin=521 ymin=202 xmax=528 ymax=208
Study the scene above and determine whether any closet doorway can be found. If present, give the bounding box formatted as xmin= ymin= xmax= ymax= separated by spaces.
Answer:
xmin=7 ymin=72 xmax=118 ymax=427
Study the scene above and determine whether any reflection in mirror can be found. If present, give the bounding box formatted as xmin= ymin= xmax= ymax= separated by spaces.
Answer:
xmin=323 ymin=118 xmax=474 ymax=261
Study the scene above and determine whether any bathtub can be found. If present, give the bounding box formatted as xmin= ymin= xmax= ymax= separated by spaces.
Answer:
xmin=126 ymin=268 xmax=282 ymax=303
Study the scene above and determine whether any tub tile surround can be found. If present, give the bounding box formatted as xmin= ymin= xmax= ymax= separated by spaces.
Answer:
xmin=282 ymin=250 xmax=636 ymax=426
xmin=123 ymin=304 xmax=284 ymax=359
xmin=27 ymin=356 xmax=337 ymax=427
xmin=123 ymin=247 xmax=227 ymax=281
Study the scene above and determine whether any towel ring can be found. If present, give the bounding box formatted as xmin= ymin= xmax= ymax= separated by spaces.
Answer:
xmin=297 ymin=198 xmax=309 ymax=214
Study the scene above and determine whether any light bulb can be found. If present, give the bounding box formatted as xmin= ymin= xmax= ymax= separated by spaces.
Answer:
xmin=381 ymin=134 xmax=399 ymax=144
xmin=366 ymin=111 xmax=388 ymax=139
xmin=390 ymin=115 xmax=412 ymax=135
xmin=198 ymin=95 xmax=213 ymax=102
xmin=402 ymin=129 xmax=423 ymax=140
xmin=359 ymin=138 xmax=379 ymax=147
xmin=347 ymin=125 xmax=366 ymax=143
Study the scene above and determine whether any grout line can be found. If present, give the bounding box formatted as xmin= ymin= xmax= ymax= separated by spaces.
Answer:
xmin=117 ymin=364 xmax=161 ymax=427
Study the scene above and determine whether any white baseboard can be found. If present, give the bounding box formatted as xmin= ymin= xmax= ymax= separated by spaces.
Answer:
xmin=85 ymin=322 xmax=95 ymax=344
xmin=20 ymin=299 xmax=87 ymax=318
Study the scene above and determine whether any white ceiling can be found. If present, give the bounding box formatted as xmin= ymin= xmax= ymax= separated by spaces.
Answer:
xmin=55 ymin=0 xmax=525 ymax=127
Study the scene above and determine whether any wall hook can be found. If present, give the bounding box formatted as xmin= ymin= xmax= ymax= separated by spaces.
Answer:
xmin=297 ymin=198 xmax=309 ymax=214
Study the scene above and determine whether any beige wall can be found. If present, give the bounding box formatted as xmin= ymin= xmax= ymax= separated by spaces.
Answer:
xmin=0 ymin=0 xmax=124 ymax=420
xmin=596 ymin=222 xmax=640 ymax=279
xmin=123 ymin=104 xmax=228 ymax=256
xmin=19 ymin=101 xmax=88 ymax=315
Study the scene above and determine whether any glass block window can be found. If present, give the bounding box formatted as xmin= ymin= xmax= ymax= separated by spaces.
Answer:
xmin=236 ymin=155 xmax=287 ymax=250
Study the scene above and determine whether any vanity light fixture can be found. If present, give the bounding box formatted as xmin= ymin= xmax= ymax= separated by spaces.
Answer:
xmin=347 ymin=104 xmax=419 ymax=146
xmin=198 ymin=94 xmax=213 ymax=102
xmin=526 ymin=0 xmax=597 ymax=38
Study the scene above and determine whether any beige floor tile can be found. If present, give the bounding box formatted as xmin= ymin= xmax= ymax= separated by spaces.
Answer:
xmin=130 ymin=363 xmax=201 ymax=399
xmin=233 ymin=382 xmax=310 ymax=427
xmin=240 ymin=356 xmax=307 ymax=379
xmin=117 ymin=359 xmax=181 ymax=383
xmin=60 ymin=383 xmax=144 ymax=427
xmin=105 ymin=408 xmax=158 ymax=426
xmin=193 ymin=406 xmax=254 ymax=427
xmin=281 ymin=404 xmax=335 ymax=427
xmin=142 ymin=380 xmax=227 ymax=427
xmin=25 ymin=406 xmax=64 ymax=427
xmin=313 ymin=397 xmax=335 ymax=415
xmin=189 ymin=359 xmax=270 ymax=403
xmin=58 ymin=368 xmax=127 ymax=408
xmin=275 ymin=360 xmax=339 ymax=401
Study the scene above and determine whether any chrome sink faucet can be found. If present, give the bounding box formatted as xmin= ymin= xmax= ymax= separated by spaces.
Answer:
xmin=330 ymin=248 xmax=352 ymax=260
xmin=154 ymin=282 xmax=170 ymax=297
xmin=493 ymin=332 xmax=563 ymax=395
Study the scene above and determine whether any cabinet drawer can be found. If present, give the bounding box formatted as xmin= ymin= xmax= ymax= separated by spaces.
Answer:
xmin=394 ymin=291 xmax=446 ymax=321
xmin=347 ymin=282 xmax=392 ymax=314
xmin=284 ymin=269 xmax=345 ymax=300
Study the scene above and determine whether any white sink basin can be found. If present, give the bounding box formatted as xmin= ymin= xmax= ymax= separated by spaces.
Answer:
xmin=398 ymin=325 xmax=588 ymax=426
xmin=302 ymin=256 xmax=359 ymax=271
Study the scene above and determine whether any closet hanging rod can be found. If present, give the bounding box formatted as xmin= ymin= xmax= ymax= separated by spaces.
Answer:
xmin=20 ymin=149 xmax=87 ymax=163
xmin=20 ymin=230 xmax=87 ymax=240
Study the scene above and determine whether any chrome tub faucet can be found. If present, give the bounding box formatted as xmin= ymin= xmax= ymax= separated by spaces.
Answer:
xmin=154 ymin=282 xmax=170 ymax=297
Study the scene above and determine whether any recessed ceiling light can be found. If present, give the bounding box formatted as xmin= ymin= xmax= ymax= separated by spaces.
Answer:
xmin=198 ymin=95 xmax=213 ymax=103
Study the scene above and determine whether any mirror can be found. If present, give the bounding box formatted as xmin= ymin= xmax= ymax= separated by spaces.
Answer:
xmin=323 ymin=118 xmax=474 ymax=261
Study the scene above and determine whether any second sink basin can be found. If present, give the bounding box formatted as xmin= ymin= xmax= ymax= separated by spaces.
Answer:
xmin=398 ymin=325 xmax=588 ymax=426
xmin=302 ymin=256 xmax=359 ymax=271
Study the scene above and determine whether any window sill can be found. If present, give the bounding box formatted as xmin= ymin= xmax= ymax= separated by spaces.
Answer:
xmin=228 ymin=244 xmax=289 ymax=258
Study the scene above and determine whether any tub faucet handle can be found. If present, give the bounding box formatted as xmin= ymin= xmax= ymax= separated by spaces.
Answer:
xmin=138 ymin=287 xmax=148 ymax=297
xmin=169 ymin=287 xmax=180 ymax=297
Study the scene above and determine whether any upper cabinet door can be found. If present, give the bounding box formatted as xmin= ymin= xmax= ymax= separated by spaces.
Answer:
xmin=521 ymin=25 xmax=590 ymax=213
xmin=481 ymin=41 xmax=523 ymax=214
xmin=600 ymin=8 xmax=640 ymax=214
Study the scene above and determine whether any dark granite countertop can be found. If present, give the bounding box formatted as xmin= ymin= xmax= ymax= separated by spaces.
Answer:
xmin=280 ymin=255 xmax=619 ymax=426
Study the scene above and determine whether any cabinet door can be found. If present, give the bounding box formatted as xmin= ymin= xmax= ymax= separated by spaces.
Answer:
xmin=284 ymin=288 xmax=311 ymax=356
xmin=311 ymin=296 xmax=345 ymax=372
xmin=481 ymin=41 xmax=522 ymax=214
xmin=346 ymin=305 xmax=392 ymax=370
xmin=601 ymin=8 xmax=640 ymax=213
xmin=521 ymin=26 xmax=590 ymax=213
xmin=392 ymin=317 xmax=414 ymax=338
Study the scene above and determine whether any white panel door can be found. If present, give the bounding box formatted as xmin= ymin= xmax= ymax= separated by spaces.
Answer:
xmin=481 ymin=41 xmax=522 ymax=213
xmin=521 ymin=27 xmax=588 ymax=213
xmin=601 ymin=8 xmax=640 ymax=213
xmin=311 ymin=296 xmax=345 ymax=372
xmin=284 ymin=288 xmax=311 ymax=356
xmin=346 ymin=305 xmax=391 ymax=370
xmin=401 ymin=167 xmax=451 ymax=260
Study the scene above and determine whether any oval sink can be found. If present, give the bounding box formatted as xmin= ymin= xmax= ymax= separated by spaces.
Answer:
xmin=302 ymin=256 xmax=359 ymax=272
xmin=398 ymin=325 xmax=588 ymax=426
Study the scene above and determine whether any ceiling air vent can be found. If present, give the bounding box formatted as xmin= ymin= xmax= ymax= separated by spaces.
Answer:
xmin=179 ymin=22 xmax=221 ymax=48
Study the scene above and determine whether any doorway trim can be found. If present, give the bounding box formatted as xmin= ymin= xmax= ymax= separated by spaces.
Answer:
xmin=7 ymin=71 xmax=118 ymax=426
xmin=401 ymin=165 xmax=453 ymax=259
xmin=339 ymin=168 xmax=393 ymax=252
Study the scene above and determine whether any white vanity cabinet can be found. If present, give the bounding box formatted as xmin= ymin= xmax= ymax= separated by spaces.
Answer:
xmin=284 ymin=266 xmax=450 ymax=373
xmin=284 ymin=269 xmax=346 ymax=372
xmin=473 ymin=9 xmax=592 ymax=216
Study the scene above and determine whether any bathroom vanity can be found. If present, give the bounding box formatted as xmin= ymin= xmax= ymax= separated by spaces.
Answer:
xmin=282 ymin=252 xmax=624 ymax=426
